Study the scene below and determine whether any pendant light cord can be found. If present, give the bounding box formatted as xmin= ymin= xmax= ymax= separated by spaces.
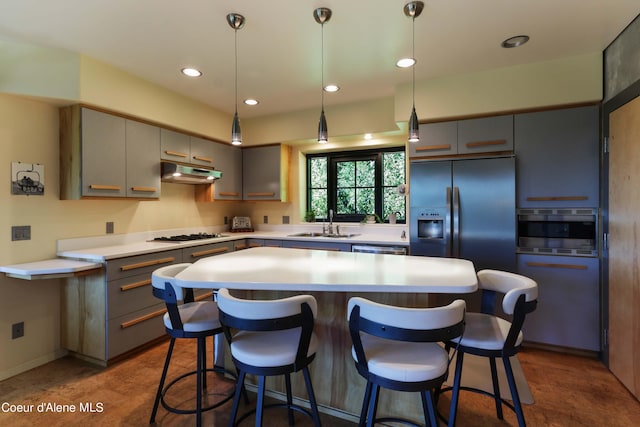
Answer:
xmin=412 ymin=14 xmax=416 ymax=110
xmin=234 ymin=28 xmax=238 ymax=114
xmin=321 ymin=22 xmax=325 ymax=111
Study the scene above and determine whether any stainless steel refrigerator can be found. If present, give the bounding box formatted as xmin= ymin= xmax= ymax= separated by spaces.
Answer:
xmin=409 ymin=156 xmax=516 ymax=272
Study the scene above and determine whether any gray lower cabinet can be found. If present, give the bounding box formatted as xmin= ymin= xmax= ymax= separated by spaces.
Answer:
xmin=515 ymin=105 xmax=600 ymax=207
xmin=517 ymin=254 xmax=600 ymax=351
xmin=62 ymin=242 xmax=235 ymax=364
xmin=281 ymin=240 xmax=351 ymax=252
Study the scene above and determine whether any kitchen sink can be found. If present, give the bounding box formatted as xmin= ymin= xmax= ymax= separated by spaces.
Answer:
xmin=287 ymin=232 xmax=360 ymax=238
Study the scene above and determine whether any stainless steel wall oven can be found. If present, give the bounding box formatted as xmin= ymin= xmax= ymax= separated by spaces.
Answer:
xmin=516 ymin=207 xmax=598 ymax=257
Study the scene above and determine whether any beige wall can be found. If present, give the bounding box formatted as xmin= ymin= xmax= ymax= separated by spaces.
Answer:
xmin=0 ymin=41 xmax=604 ymax=379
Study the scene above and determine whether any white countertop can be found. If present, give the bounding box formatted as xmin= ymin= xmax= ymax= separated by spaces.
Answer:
xmin=174 ymin=247 xmax=477 ymax=293
xmin=0 ymin=259 xmax=102 ymax=280
xmin=55 ymin=225 xmax=409 ymax=262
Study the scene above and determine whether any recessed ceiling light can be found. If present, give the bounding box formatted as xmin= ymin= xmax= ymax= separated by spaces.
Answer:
xmin=501 ymin=35 xmax=530 ymax=48
xmin=364 ymin=133 xmax=373 ymax=140
xmin=324 ymin=84 xmax=340 ymax=93
xmin=244 ymin=99 xmax=259 ymax=106
xmin=396 ymin=58 xmax=416 ymax=68
xmin=181 ymin=67 xmax=202 ymax=77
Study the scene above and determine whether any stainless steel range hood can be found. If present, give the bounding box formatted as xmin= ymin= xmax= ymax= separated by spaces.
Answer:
xmin=161 ymin=162 xmax=223 ymax=184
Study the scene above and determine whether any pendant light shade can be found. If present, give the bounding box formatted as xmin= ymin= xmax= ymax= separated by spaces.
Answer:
xmin=404 ymin=1 xmax=423 ymax=143
xmin=227 ymin=13 xmax=245 ymax=146
xmin=314 ymin=7 xmax=332 ymax=144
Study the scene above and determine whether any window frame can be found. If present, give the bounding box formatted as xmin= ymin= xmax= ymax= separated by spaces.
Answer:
xmin=306 ymin=147 xmax=406 ymax=224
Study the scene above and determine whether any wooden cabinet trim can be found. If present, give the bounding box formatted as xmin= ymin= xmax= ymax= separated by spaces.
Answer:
xmin=526 ymin=261 xmax=588 ymax=270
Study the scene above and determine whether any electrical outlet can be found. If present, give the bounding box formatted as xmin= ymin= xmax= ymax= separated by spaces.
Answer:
xmin=283 ymin=216 xmax=290 ymax=224
xmin=11 ymin=225 xmax=31 ymax=241
xmin=224 ymin=216 xmax=228 ymax=225
xmin=12 ymin=322 xmax=24 ymax=339
xmin=263 ymin=215 xmax=268 ymax=224
xmin=106 ymin=222 xmax=114 ymax=234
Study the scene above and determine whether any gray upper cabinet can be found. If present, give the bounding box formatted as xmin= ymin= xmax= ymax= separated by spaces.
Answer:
xmin=211 ymin=143 xmax=242 ymax=200
xmin=125 ymin=120 xmax=161 ymax=198
xmin=242 ymin=145 xmax=290 ymax=201
xmin=410 ymin=115 xmax=513 ymax=159
xmin=60 ymin=107 xmax=160 ymax=199
xmin=515 ymin=105 xmax=600 ymax=208
xmin=160 ymin=129 xmax=190 ymax=163
xmin=411 ymin=122 xmax=457 ymax=158
xmin=189 ymin=136 xmax=216 ymax=168
xmin=457 ymin=114 xmax=514 ymax=155
xmin=80 ymin=108 xmax=127 ymax=197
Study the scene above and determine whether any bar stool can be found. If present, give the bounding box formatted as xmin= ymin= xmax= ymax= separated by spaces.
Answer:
xmin=443 ymin=269 xmax=538 ymax=427
xmin=348 ymin=297 xmax=466 ymax=427
xmin=216 ymin=288 xmax=322 ymax=427
xmin=149 ymin=263 xmax=235 ymax=427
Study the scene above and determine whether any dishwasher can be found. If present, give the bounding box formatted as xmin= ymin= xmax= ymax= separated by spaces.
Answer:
xmin=351 ymin=244 xmax=407 ymax=255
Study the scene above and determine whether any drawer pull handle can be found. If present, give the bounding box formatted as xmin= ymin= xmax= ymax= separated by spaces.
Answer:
xmin=130 ymin=186 xmax=157 ymax=193
xmin=190 ymin=247 xmax=229 ymax=258
xmin=219 ymin=191 xmax=240 ymax=197
xmin=192 ymin=155 xmax=213 ymax=163
xmin=235 ymin=244 xmax=248 ymax=250
xmin=526 ymin=196 xmax=589 ymax=201
xmin=120 ymin=308 xmax=166 ymax=329
xmin=194 ymin=293 xmax=213 ymax=302
xmin=90 ymin=184 xmax=121 ymax=191
xmin=465 ymin=139 xmax=506 ymax=148
xmin=120 ymin=279 xmax=152 ymax=292
xmin=415 ymin=144 xmax=451 ymax=152
xmin=526 ymin=261 xmax=588 ymax=270
xmin=246 ymin=192 xmax=276 ymax=197
xmin=248 ymin=243 xmax=262 ymax=248
xmin=120 ymin=257 xmax=176 ymax=271
xmin=164 ymin=150 xmax=188 ymax=158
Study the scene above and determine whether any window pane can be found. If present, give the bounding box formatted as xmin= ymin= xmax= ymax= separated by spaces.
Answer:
xmin=337 ymin=162 xmax=355 ymax=188
xmin=337 ymin=188 xmax=355 ymax=214
xmin=310 ymin=189 xmax=327 ymax=218
xmin=356 ymin=160 xmax=375 ymax=186
xmin=383 ymin=187 xmax=405 ymax=221
xmin=310 ymin=157 xmax=327 ymax=188
xmin=356 ymin=188 xmax=375 ymax=214
xmin=383 ymin=151 xmax=405 ymax=186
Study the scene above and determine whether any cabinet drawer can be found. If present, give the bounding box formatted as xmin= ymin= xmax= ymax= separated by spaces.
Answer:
xmin=107 ymin=303 xmax=166 ymax=359
xmin=106 ymin=249 xmax=182 ymax=280
xmin=458 ymin=115 xmax=514 ymax=154
xmin=108 ymin=272 xmax=158 ymax=319
xmin=182 ymin=241 xmax=234 ymax=261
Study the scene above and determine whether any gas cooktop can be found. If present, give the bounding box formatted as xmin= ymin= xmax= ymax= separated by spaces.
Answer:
xmin=152 ymin=233 xmax=229 ymax=242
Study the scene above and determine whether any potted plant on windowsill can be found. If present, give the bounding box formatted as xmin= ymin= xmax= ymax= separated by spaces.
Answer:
xmin=361 ymin=214 xmax=382 ymax=224
xmin=304 ymin=210 xmax=316 ymax=222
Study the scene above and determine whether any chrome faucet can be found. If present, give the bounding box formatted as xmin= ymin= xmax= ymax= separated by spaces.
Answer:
xmin=328 ymin=209 xmax=334 ymax=234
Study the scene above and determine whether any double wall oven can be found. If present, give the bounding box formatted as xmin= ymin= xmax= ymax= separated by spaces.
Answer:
xmin=516 ymin=207 xmax=598 ymax=257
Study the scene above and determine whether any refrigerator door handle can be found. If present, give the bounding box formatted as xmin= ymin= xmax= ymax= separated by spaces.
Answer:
xmin=452 ymin=186 xmax=460 ymax=258
xmin=446 ymin=187 xmax=452 ymax=257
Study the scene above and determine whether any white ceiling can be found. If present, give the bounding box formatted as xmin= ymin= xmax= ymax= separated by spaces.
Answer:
xmin=1 ymin=0 xmax=639 ymax=119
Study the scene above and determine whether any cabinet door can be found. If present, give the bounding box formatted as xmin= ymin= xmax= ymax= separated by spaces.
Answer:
xmin=212 ymin=143 xmax=242 ymax=200
xmin=182 ymin=241 xmax=234 ymax=262
xmin=457 ymin=115 xmax=514 ymax=154
xmin=515 ymin=106 xmax=599 ymax=207
xmin=243 ymin=145 xmax=282 ymax=200
xmin=190 ymin=136 xmax=216 ymax=167
xmin=126 ymin=120 xmax=160 ymax=198
xmin=160 ymin=128 xmax=190 ymax=163
xmin=81 ymin=108 xmax=126 ymax=197
xmin=517 ymin=254 xmax=600 ymax=351
xmin=281 ymin=240 xmax=351 ymax=252
xmin=410 ymin=122 xmax=458 ymax=158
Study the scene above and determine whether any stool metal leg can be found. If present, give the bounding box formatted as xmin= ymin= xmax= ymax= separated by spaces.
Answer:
xmin=302 ymin=366 xmax=321 ymax=427
xmin=489 ymin=357 xmax=503 ymax=420
xmin=503 ymin=355 xmax=526 ymax=427
xmin=448 ymin=350 xmax=464 ymax=427
xmin=359 ymin=382 xmax=373 ymax=427
xmin=150 ymin=338 xmax=176 ymax=423
xmin=256 ymin=375 xmax=267 ymax=427
xmin=285 ymin=373 xmax=294 ymax=426
xmin=228 ymin=370 xmax=246 ymax=427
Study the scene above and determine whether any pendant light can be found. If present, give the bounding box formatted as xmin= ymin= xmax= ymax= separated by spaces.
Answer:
xmin=227 ymin=13 xmax=245 ymax=146
xmin=404 ymin=1 xmax=423 ymax=143
xmin=314 ymin=7 xmax=332 ymax=144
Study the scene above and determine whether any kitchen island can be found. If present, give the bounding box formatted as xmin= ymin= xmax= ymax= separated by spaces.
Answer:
xmin=174 ymin=246 xmax=478 ymax=422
